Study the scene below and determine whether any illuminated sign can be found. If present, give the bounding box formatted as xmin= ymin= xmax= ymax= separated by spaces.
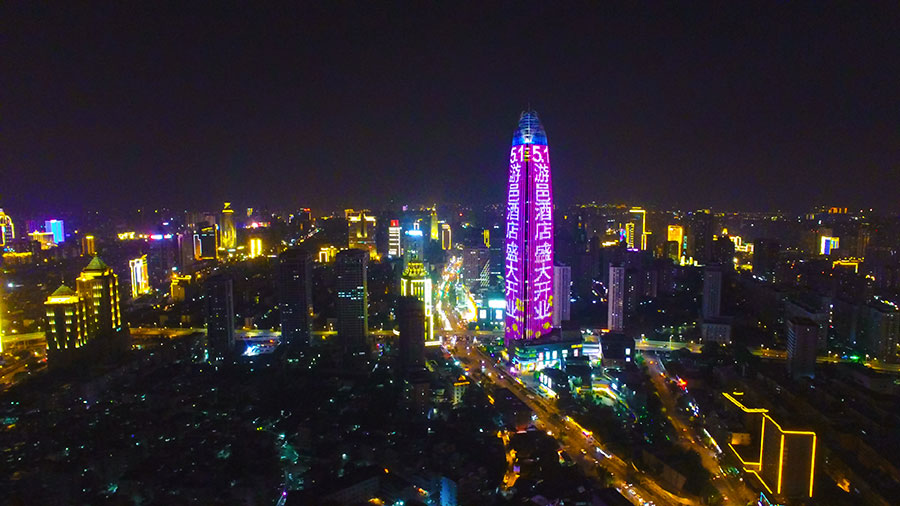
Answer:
xmin=505 ymin=112 xmax=554 ymax=345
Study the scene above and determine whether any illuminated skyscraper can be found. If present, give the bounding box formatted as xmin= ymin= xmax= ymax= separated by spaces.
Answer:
xmin=248 ymin=237 xmax=263 ymax=258
xmin=0 ymin=209 xmax=14 ymax=246
xmin=279 ymin=248 xmax=313 ymax=349
xmin=388 ymin=220 xmax=403 ymax=257
xmin=346 ymin=209 xmax=377 ymax=257
xmin=630 ymin=208 xmax=649 ymax=250
xmin=129 ymin=255 xmax=150 ymax=298
xmin=194 ymin=224 xmax=218 ymax=260
xmin=401 ymin=260 xmax=435 ymax=345
xmin=608 ymin=265 xmax=624 ymax=332
xmin=220 ymin=202 xmax=236 ymax=250
xmin=430 ymin=207 xmax=439 ymax=241
xmin=45 ymin=219 xmax=65 ymax=244
xmin=667 ymin=225 xmax=684 ymax=258
xmin=441 ymin=223 xmax=452 ymax=250
xmin=81 ymin=235 xmax=96 ymax=256
xmin=504 ymin=111 xmax=555 ymax=345
xmin=336 ymin=249 xmax=369 ymax=357
xmin=44 ymin=285 xmax=89 ymax=361
xmin=76 ymin=256 xmax=122 ymax=337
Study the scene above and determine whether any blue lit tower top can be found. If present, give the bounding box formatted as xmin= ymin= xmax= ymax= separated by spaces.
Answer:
xmin=511 ymin=110 xmax=548 ymax=146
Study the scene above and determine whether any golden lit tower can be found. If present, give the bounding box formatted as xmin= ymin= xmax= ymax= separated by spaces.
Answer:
xmin=401 ymin=260 xmax=435 ymax=345
xmin=430 ymin=207 xmax=439 ymax=241
xmin=81 ymin=235 xmax=96 ymax=256
xmin=0 ymin=209 xmax=14 ymax=246
xmin=76 ymin=256 xmax=122 ymax=337
xmin=129 ymin=255 xmax=150 ymax=298
xmin=220 ymin=202 xmax=236 ymax=250
xmin=44 ymin=285 xmax=89 ymax=359
xmin=346 ymin=209 xmax=377 ymax=258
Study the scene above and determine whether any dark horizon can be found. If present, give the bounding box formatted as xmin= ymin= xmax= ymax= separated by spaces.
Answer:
xmin=4 ymin=3 xmax=899 ymax=215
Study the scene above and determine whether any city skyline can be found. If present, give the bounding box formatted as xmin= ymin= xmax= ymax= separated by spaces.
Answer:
xmin=3 ymin=3 xmax=899 ymax=214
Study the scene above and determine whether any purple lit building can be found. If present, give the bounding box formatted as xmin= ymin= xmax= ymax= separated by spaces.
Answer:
xmin=504 ymin=111 xmax=554 ymax=346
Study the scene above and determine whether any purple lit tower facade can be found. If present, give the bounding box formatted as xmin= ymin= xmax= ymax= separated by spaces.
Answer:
xmin=505 ymin=111 xmax=554 ymax=346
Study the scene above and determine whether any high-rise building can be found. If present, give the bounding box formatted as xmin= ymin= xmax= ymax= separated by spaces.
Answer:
xmin=76 ymin=256 xmax=122 ymax=337
xmin=608 ymin=265 xmax=625 ymax=332
xmin=129 ymin=255 xmax=151 ymax=298
xmin=44 ymin=285 xmax=89 ymax=361
xmin=170 ymin=274 xmax=191 ymax=302
xmin=401 ymin=260 xmax=435 ymax=345
xmin=0 ymin=209 xmax=15 ymax=246
xmin=248 ymin=237 xmax=263 ymax=258
xmin=388 ymin=220 xmax=402 ymax=257
xmin=667 ymin=225 xmax=684 ymax=258
xmin=441 ymin=223 xmax=452 ymax=250
xmin=462 ymin=248 xmax=491 ymax=290
xmin=45 ymin=219 xmax=65 ymax=244
xmin=552 ymin=265 xmax=571 ymax=327
xmin=336 ymin=249 xmax=369 ymax=357
xmin=403 ymin=228 xmax=425 ymax=263
xmin=194 ymin=224 xmax=218 ymax=260
xmin=630 ymin=208 xmax=649 ymax=250
xmin=504 ymin=110 xmax=554 ymax=345
xmin=430 ymin=207 xmax=439 ymax=241
xmin=204 ymin=275 xmax=235 ymax=360
xmin=702 ymin=265 xmax=722 ymax=320
xmin=279 ymin=248 xmax=313 ymax=349
xmin=81 ymin=235 xmax=95 ymax=256
xmin=860 ymin=302 xmax=900 ymax=363
xmin=346 ymin=209 xmax=377 ymax=257
xmin=753 ymin=239 xmax=780 ymax=281
xmin=397 ymin=296 xmax=426 ymax=376
xmin=723 ymin=392 xmax=817 ymax=499
xmin=787 ymin=317 xmax=818 ymax=379
xmin=220 ymin=202 xmax=236 ymax=250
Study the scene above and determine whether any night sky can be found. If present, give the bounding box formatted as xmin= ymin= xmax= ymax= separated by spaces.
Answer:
xmin=3 ymin=3 xmax=899 ymax=215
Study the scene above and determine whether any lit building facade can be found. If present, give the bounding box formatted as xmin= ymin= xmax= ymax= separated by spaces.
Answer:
xmin=81 ymin=235 xmax=95 ymax=256
xmin=44 ymin=285 xmax=89 ymax=359
xmin=608 ymin=265 xmax=624 ymax=332
xmin=129 ymin=255 xmax=151 ymax=298
xmin=336 ymin=249 xmax=369 ymax=357
xmin=76 ymin=256 xmax=122 ymax=337
xmin=0 ymin=209 xmax=14 ymax=246
xmin=441 ymin=223 xmax=452 ymax=250
xmin=220 ymin=202 xmax=236 ymax=250
xmin=504 ymin=111 xmax=555 ymax=346
xmin=45 ymin=219 xmax=65 ymax=244
xmin=346 ymin=209 xmax=377 ymax=258
xmin=193 ymin=225 xmax=218 ymax=260
xmin=248 ymin=237 xmax=263 ymax=258
xmin=388 ymin=220 xmax=402 ymax=257
xmin=667 ymin=225 xmax=684 ymax=258
xmin=401 ymin=260 xmax=435 ymax=345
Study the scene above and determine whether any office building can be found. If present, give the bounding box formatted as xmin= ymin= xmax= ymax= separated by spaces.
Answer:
xmin=44 ymin=285 xmax=89 ymax=361
xmin=194 ymin=224 xmax=218 ymax=260
xmin=401 ymin=260 xmax=435 ymax=345
xmin=787 ymin=317 xmax=818 ymax=379
xmin=403 ymin=228 xmax=425 ymax=263
xmin=397 ymin=296 xmax=426 ymax=376
xmin=860 ymin=302 xmax=900 ymax=363
xmin=170 ymin=274 xmax=191 ymax=302
xmin=248 ymin=237 xmax=263 ymax=258
xmin=441 ymin=223 xmax=452 ymax=250
xmin=753 ymin=239 xmax=780 ymax=281
xmin=630 ymin=207 xmax=649 ymax=250
xmin=81 ymin=235 xmax=95 ymax=256
xmin=0 ymin=209 xmax=13 ymax=245
xmin=723 ymin=392 xmax=817 ymax=499
xmin=552 ymin=265 xmax=571 ymax=327
xmin=430 ymin=207 xmax=439 ymax=241
xmin=462 ymin=248 xmax=491 ymax=290
xmin=702 ymin=265 xmax=722 ymax=319
xmin=504 ymin=110 xmax=555 ymax=345
xmin=336 ymin=249 xmax=369 ymax=356
xmin=279 ymin=248 xmax=313 ymax=349
xmin=76 ymin=256 xmax=122 ymax=337
xmin=220 ymin=202 xmax=236 ymax=250
xmin=667 ymin=225 xmax=684 ymax=258
xmin=129 ymin=255 xmax=150 ymax=298
xmin=624 ymin=222 xmax=635 ymax=249
xmin=608 ymin=265 xmax=624 ymax=332
xmin=204 ymin=275 xmax=235 ymax=360
xmin=45 ymin=219 xmax=65 ymax=244
xmin=388 ymin=219 xmax=402 ymax=257
xmin=346 ymin=209 xmax=377 ymax=257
